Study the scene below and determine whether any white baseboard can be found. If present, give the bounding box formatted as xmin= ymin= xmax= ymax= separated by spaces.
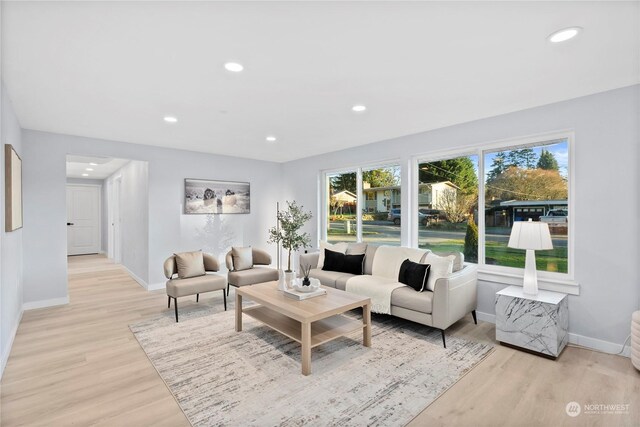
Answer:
xmin=147 ymin=282 xmax=166 ymax=291
xmin=1 ymin=309 xmax=24 ymax=380
xmin=121 ymin=265 xmax=148 ymax=289
xmin=23 ymin=296 xmax=69 ymax=311
xmin=475 ymin=310 xmax=631 ymax=357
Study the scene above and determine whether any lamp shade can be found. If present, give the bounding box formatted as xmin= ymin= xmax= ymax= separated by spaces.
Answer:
xmin=508 ymin=219 xmax=553 ymax=250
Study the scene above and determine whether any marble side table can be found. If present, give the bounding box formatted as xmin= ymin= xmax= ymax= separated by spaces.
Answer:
xmin=495 ymin=286 xmax=568 ymax=359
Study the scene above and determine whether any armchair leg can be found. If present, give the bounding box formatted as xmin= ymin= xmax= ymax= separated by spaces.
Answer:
xmin=174 ymin=298 xmax=179 ymax=323
xmin=227 ymin=283 xmax=230 ymax=296
xmin=472 ymin=310 xmax=477 ymax=325
xmin=196 ymin=293 xmax=199 ymax=303
xmin=168 ymin=295 xmax=171 ymax=308
xmin=222 ymin=289 xmax=227 ymax=311
xmin=441 ymin=329 xmax=446 ymax=348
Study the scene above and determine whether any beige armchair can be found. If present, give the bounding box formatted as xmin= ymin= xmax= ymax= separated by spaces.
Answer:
xmin=225 ymin=248 xmax=279 ymax=295
xmin=164 ymin=252 xmax=227 ymax=322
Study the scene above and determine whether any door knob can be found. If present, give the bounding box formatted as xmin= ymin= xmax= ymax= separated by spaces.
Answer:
xmin=67 ymin=222 xmax=74 ymax=226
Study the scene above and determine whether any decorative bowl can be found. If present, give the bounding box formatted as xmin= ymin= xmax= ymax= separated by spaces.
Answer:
xmin=292 ymin=278 xmax=320 ymax=293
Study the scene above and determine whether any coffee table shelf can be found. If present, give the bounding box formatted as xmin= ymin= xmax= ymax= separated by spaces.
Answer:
xmin=243 ymin=305 xmax=364 ymax=348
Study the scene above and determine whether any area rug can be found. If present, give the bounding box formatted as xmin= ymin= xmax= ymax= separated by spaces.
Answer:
xmin=130 ymin=299 xmax=493 ymax=427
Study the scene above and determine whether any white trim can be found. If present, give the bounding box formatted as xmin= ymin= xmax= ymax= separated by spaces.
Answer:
xmin=23 ymin=297 xmax=69 ymax=310
xmin=1 ymin=309 xmax=23 ymax=379
xmin=147 ymin=282 xmax=166 ymax=291
xmin=476 ymin=310 xmax=630 ymax=357
xmin=479 ymin=269 xmax=579 ymax=295
xmin=122 ymin=265 xmax=148 ymax=289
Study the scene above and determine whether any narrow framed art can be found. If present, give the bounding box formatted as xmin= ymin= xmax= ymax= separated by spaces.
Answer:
xmin=5 ymin=144 xmax=23 ymax=231
xmin=184 ymin=178 xmax=250 ymax=214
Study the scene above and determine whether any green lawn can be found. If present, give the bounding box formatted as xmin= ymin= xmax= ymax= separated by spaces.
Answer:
xmin=420 ymin=239 xmax=568 ymax=273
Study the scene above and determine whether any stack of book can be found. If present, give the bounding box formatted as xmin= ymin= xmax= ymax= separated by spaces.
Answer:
xmin=283 ymin=287 xmax=327 ymax=300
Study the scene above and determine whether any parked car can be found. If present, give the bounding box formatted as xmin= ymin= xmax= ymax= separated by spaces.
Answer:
xmin=387 ymin=209 xmax=431 ymax=226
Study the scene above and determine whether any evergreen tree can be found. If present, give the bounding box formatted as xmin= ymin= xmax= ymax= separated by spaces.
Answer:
xmin=464 ymin=217 xmax=478 ymax=263
xmin=487 ymin=151 xmax=507 ymax=181
xmin=418 ymin=157 xmax=478 ymax=194
xmin=537 ymin=149 xmax=559 ymax=171
xmin=506 ymin=148 xmax=538 ymax=169
xmin=330 ymin=172 xmax=357 ymax=193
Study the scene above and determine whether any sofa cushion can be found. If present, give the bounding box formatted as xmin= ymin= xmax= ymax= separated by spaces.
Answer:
xmin=335 ymin=274 xmax=354 ymax=291
xmin=391 ymin=286 xmax=433 ymax=314
xmin=317 ymin=241 xmax=348 ymax=269
xmin=364 ymin=244 xmax=379 ymax=275
xmin=166 ymin=273 xmax=226 ymax=297
xmin=422 ymin=252 xmax=454 ymax=291
xmin=174 ymin=251 xmax=206 ymax=279
xmin=228 ymin=267 xmax=279 ymax=287
xmin=371 ymin=246 xmax=427 ymax=280
xmin=398 ymin=259 xmax=431 ymax=292
xmin=309 ymin=268 xmax=354 ymax=288
xmin=231 ymin=246 xmax=253 ymax=271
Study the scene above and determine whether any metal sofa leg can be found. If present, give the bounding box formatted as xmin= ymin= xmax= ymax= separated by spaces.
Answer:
xmin=174 ymin=298 xmax=179 ymax=323
xmin=168 ymin=295 xmax=171 ymax=308
xmin=222 ymin=289 xmax=227 ymax=311
xmin=227 ymin=283 xmax=230 ymax=296
xmin=441 ymin=329 xmax=446 ymax=348
xmin=196 ymin=293 xmax=199 ymax=303
xmin=472 ymin=310 xmax=477 ymax=325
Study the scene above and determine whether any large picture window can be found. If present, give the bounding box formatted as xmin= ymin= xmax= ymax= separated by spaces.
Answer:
xmin=361 ymin=165 xmax=401 ymax=246
xmin=326 ymin=171 xmax=357 ymax=243
xmin=483 ymin=139 xmax=569 ymax=273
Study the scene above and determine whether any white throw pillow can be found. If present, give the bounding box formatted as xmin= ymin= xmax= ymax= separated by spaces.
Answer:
xmin=232 ymin=246 xmax=253 ymax=271
xmin=317 ymin=241 xmax=348 ymax=269
xmin=423 ymin=252 xmax=454 ymax=291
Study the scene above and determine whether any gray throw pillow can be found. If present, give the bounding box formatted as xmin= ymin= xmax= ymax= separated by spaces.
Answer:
xmin=174 ymin=251 xmax=206 ymax=279
xmin=232 ymin=246 xmax=253 ymax=271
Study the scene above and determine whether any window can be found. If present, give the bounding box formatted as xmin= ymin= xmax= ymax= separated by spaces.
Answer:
xmin=483 ymin=139 xmax=569 ymax=273
xmin=326 ymin=171 xmax=357 ymax=243
xmin=417 ymin=155 xmax=479 ymax=261
xmin=361 ymin=165 xmax=401 ymax=245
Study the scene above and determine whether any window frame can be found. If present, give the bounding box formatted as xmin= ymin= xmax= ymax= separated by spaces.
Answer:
xmin=411 ymin=130 xmax=577 ymax=294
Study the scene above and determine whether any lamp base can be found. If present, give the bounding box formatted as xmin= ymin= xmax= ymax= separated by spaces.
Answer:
xmin=523 ymin=249 xmax=539 ymax=296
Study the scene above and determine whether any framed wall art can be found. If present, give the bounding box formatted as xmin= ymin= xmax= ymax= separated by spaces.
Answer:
xmin=184 ymin=178 xmax=250 ymax=214
xmin=5 ymin=144 xmax=23 ymax=231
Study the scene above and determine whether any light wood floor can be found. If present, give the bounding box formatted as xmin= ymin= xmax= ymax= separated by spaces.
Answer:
xmin=1 ymin=255 xmax=638 ymax=426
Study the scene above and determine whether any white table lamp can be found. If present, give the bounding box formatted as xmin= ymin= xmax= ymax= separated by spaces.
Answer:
xmin=507 ymin=219 xmax=553 ymax=296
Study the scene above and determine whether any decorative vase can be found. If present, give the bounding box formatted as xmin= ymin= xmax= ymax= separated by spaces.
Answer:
xmin=277 ymin=269 xmax=287 ymax=291
xmin=302 ymin=277 xmax=311 ymax=287
xmin=284 ymin=271 xmax=295 ymax=287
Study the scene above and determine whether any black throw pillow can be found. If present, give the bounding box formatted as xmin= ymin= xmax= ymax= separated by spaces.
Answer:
xmin=322 ymin=249 xmax=365 ymax=275
xmin=398 ymin=259 xmax=431 ymax=292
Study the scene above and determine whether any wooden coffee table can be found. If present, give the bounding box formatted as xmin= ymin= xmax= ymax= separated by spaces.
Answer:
xmin=235 ymin=281 xmax=371 ymax=375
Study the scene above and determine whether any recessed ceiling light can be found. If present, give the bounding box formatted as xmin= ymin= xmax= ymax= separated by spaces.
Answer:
xmin=352 ymin=105 xmax=367 ymax=113
xmin=266 ymin=136 xmax=277 ymax=142
xmin=86 ymin=168 xmax=94 ymax=171
xmin=224 ymin=62 xmax=244 ymax=72
xmin=163 ymin=116 xmax=178 ymax=123
xmin=548 ymin=27 xmax=582 ymax=43
xmin=82 ymin=173 xmax=89 ymax=177
xmin=89 ymin=162 xmax=98 ymax=166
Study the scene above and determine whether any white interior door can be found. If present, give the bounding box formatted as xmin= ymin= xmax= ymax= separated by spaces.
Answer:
xmin=112 ymin=176 xmax=122 ymax=263
xmin=67 ymin=185 xmax=101 ymax=255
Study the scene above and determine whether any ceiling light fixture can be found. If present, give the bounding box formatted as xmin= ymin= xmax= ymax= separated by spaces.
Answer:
xmin=224 ymin=62 xmax=244 ymax=72
xmin=89 ymin=162 xmax=98 ymax=166
xmin=548 ymin=27 xmax=582 ymax=43
xmin=86 ymin=168 xmax=94 ymax=171
xmin=266 ymin=136 xmax=277 ymax=142
xmin=163 ymin=116 xmax=178 ymax=123
xmin=82 ymin=173 xmax=89 ymax=177
xmin=352 ymin=105 xmax=367 ymax=113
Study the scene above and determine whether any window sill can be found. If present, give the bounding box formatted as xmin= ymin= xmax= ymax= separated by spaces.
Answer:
xmin=478 ymin=268 xmax=579 ymax=295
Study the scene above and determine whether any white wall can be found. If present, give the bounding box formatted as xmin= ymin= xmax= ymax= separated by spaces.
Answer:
xmin=66 ymin=177 xmax=107 ymax=253
xmin=282 ymin=84 xmax=640 ymax=351
xmin=1 ymin=82 xmax=23 ymax=376
xmin=21 ymin=130 xmax=283 ymax=302
xmin=105 ymin=161 xmax=149 ymax=284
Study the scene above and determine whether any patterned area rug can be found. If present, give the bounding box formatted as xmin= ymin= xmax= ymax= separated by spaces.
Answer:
xmin=130 ymin=297 xmax=493 ymax=427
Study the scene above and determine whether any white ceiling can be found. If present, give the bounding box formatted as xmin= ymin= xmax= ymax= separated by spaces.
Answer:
xmin=66 ymin=155 xmax=130 ymax=179
xmin=3 ymin=1 xmax=639 ymax=163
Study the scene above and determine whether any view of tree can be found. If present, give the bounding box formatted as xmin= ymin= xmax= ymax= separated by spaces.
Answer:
xmin=362 ymin=167 xmax=399 ymax=188
xmin=487 ymin=151 xmax=507 ymax=181
xmin=506 ymin=148 xmax=538 ymax=169
xmin=464 ymin=217 xmax=478 ymax=263
xmin=485 ymin=166 xmax=568 ymax=201
xmin=330 ymin=172 xmax=357 ymax=193
xmin=439 ymin=190 xmax=477 ymax=223
xmin=419 ymin=157 xmax=478 ymax=194
xmin=537 ymin=149 xmax=559 ymax=171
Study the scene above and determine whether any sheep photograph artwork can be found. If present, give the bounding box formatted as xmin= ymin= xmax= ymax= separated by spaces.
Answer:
xmin=184 ymin=179 xmax=250 ymax=214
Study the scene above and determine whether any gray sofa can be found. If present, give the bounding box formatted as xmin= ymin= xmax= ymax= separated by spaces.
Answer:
xmin=299 ymin=243 xmax=477 ymax=347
